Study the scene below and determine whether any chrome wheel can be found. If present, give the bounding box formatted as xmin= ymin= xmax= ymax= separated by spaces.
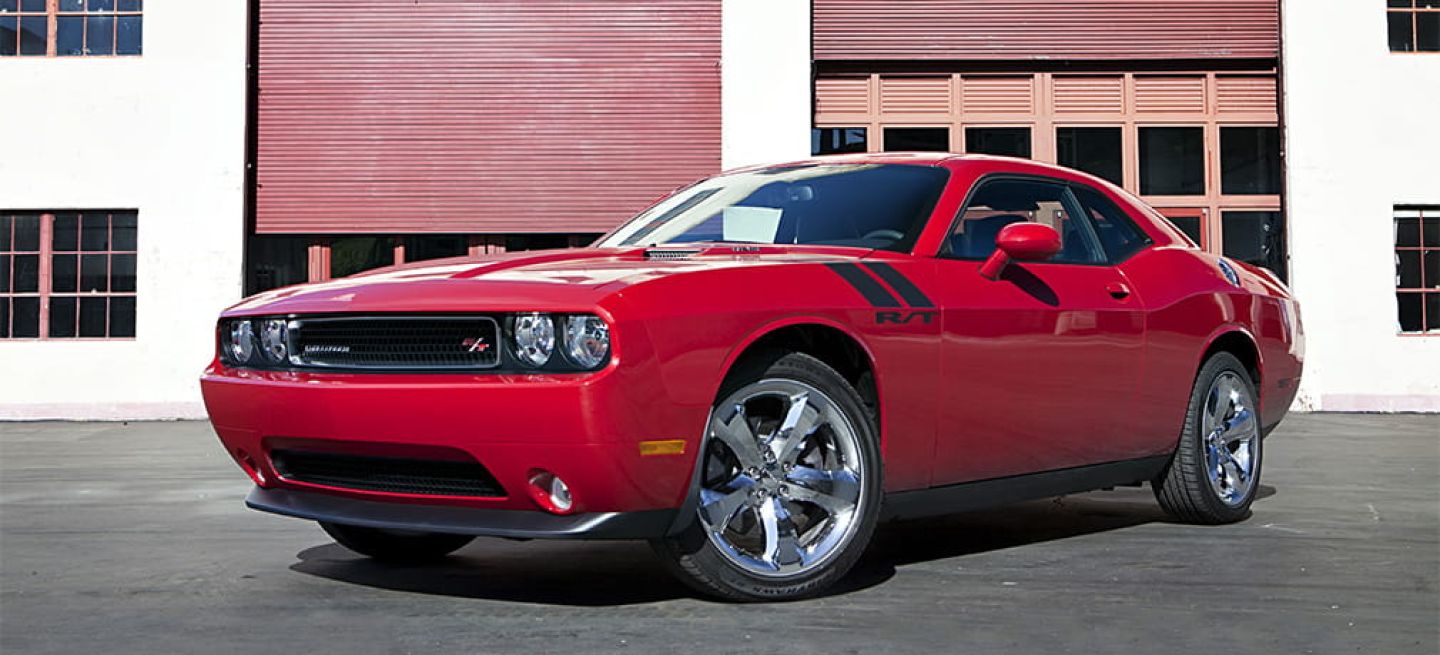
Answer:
xmin=1201 ymin=371 xmax=1260 ymax=506
xmin=698 ymin=379 xmax=866 ymax=578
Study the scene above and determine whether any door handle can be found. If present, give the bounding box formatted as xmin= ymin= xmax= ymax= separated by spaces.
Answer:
xmin=1106 ymin=282 xmax=1132 ymax=300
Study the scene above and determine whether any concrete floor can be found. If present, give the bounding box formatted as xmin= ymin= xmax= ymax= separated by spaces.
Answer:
xmin=1 ymin=415 xmax=1436 ymax=655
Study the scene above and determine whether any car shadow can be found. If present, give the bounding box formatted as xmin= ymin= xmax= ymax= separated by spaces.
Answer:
xmin=288 ymin=485 xmax=1277 ymax=606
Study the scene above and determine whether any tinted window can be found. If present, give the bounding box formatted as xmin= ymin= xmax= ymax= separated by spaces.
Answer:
xmin=1070 ymin=184 xmax=1149 ymax=262
xmin=966 ymin=128 xmax=1032 ymax=158
xmin=1221 ymin=127 xmax=1281 ymax=195
xmin=883 ymin=127 xmax=949 ymax=152
xmin=1140 ymin=127 xmax=1205 ymax=196
xmin=947 ymin=178 xmax=1104 ymax=264
xmin=1222 ymin=211 xmax=1287 ymax=282
xmin=1057 ymin=127 xmax=1123 ymax=185
xmin=599 ymin=164 xmax=951 ymax=252
xmin=812 ymin=127 xmax=867 ymax=155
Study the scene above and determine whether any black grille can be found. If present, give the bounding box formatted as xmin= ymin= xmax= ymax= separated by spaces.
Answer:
xmin=271 ymin=449 xmax=505 ymax=497
xmin=291 ymin=316 xmax=500 ymax=370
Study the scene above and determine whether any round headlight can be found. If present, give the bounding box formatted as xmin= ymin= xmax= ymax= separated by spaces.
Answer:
xmin=259 ymin=319 xmax=288 ymax=364
xmin=227 ymin=320 xmax=255 ymax=364
xmin=512 ymin=313 xmax=555 ymax=367
xmin=564 ymin=315 xmax=610 ymax=369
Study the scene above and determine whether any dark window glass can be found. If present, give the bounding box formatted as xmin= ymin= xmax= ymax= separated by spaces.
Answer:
xmin=330 ymin=237 xmax=393 ymax=278
xmin=14 ymin=254 xmax=39 ymax=292
xmin=0 ymin=17 xmax=16 ymax=57
xmin=53 ymin=213 xmax=80 ymax=251
xmin=1140 ymin=127 xmax=1205 ymax=196
xmin=1425 ymin=251 xmax=1440 ymax=288
xmin=86 ymin=15 xmax=113 ymax=55
xmin=110 ymin=296 xmax=135 ymax=337
xmin=19 ymin=15 xmax=46 ymax=55
xmin=79 ymin=296 xmax=106 ymax=337
xmin=13 ymin=297 xmax=39 ymax=337
xmin=88 ymin=0 xmax=114 ymax=12
xmin=21 ymin=0 xmax=44 ymax=10
xmin=506 ymin=234 xmax=580 ymax=251
xmin=1222 ymin=211 xmax=1287 ymax=282
xmin=812 ymin=127 xmax=867 ymax=155
xmin=115 ymin=15 xmax=139 ymax=54
xmin=112 ymin=212 xmax=137 ymax=250
xmin=0 ymin=298 xmax=8 ymax=338
xmin=403 ymin=235 xmax=468 ymax=263
xmin=1419 ymin=12 xmax=1440 ymax=50
xmin=247 ymin=236 xmax=309 ymax=294
xmin=60 ymin=0 xmax=84 ymax=10
xmin=1169 ymin=216 xmax=1204 ymax=246
xmin=0 ymin=215 xmax=11 ymax=250
xmin=49 ymin=297 xmax=77 ymax=338
xmin=966 ymin=127 xmax=1032 ymax=159
xmin=15 ymin=214 xmax=40 ymax=251
xmin=1221 ymin=127 xmax=1282 ymax=195
xmin=0 ymin=1 xmax=15 ymax=12
xmin=948 ymin=179 xmax=1104 ymax=264
xmin=52 ymin=254 xmax=78 ymax=292
xmin=1390 ymin=12 xmax=1416 ymax=51
xmin=111 ymin=253 xmax=135 ymax=292
xmin=80 ymin=254 xmax=107 ymax=292
xmin=883 ymin=127 xmax=949 ymax=152
xmin=56 ymin=16 xmax=84 ymax=56
xmin=1397 ymin=217 xmax=1423 ymax=246
xmin=1398 ymin=250 xmax=1423 ymax=288
xmin=1397 ymin=293 xmax=1423 ymax=332
xmin=117 ymin=0 xmax=141 ymax=10
xmin=1057 ymin=127 xmax=1123 ymax=185
xmin=1070 ymin=184 xmax=1148 ymax=262
xmin=1427 ymin=217 xmax=1440 ymax=247
xmin=81 ymin=214 xmax=109 ymax=250
xmin=0 ymin=254 xmax=9 ymax=292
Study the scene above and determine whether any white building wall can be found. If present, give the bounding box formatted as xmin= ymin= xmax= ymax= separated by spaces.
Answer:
xmin=721 ymin=0 xmax=812 ymax=169
xmin=0 ymin=1 xmax=248 ymax=419
xmin=1283 ymin=0 xmax=1440 ymax=411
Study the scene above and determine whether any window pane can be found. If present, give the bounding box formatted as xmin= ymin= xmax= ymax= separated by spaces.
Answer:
xmin=330 ymin=237 xmax=393 ymax=278
xmin=109 ymin=296 xmax=135 ymax=337
xmin=20 ymin=0 xmax=43 ymax=9
xmin=1057 ymin=127 xmax=1123 ymax=185
xmin=1396 ymin=217 xmax=1422 ymax=246
xmin=86 ymin=15 xmax=114 ymax=55
xmin=1419 ymin=12 xmax=1440 ymax=51
xmin=79 ymin=297 xmax=107 ymax=337
xmin=0 ymin=298 xmax=8 ymax=338
xmin=14 ymin=254 xmax=38 ymax=292
xmin=1388 ymin=0 xmax=1413 ymax=7
xmin=14 ymin=214 xmax=40 ymax=251
xmin=49 ymin=297 xmax=78 ymax=338
xmin=57 ymin=16 xmax=84 ymax=56
xmin=1071 ymin=184 xmax=1148 ymax=261
xmin=60 ymin=0 xmax=84 ymax=10
xmin=966 ymin=127 xmax=1032 ymax=158
xmin=0 ymin=17 xmax=16 ymax=57
xmin=0 ymin=1 xmax=16 ymax=12
xmin=0 ymin=216 xmax=10 ymax=251
xmin=1221 ymin=127 xmax=1281 ymax=195
xmin=1140 ymin=127 xmax=1205 ymax=196
xmin=19 ymin=15 xmax=46 ymax=56
xmin=1425 ymin=251 xmax=1439 ymax=289
xmin=112 ymin=212 xmax=137 ymax=250
xmin=81 ymin=214 xmax=109 ymax=251
xmin=1397 ymin=292 xmax=1423 ymax=332
xmin=52 ymin=253 xmax=78 ymax=292
xmin=883 ymin=127 xmax=949 ymax=152
xmin=1428 ymin=293 xmax=1440 ymax=332
xmin=53 ymin=213 xmax=80 ymax=251
xmin=403 ymin=235 xmax=468 ymax=263
xmin=115 ymin=15 xmax=140 ymax=55
xmin=1390 ymin=12 xmax=1416 ymax=51
xmin=949 ymin=179 xmax=1104 ymax=264
xmin=1397 ymin=250 xmax=1423 ymax=288
xmin=1170 ymin=215 xmax=1203 ymax=246
xmin=246 ymin=235 xmax=309 ymax=294
xmin=111 ymin=253 xmax=135 ymax=292
xmin=117 ymin=0 xmax=141 ymax=10
xmin=812 ymin=127 xmax=867 ymax=155
xmin=87 ymin=0 xmax=114 ymax=11
xmin=1426 ymin=217 xmax=1440 ymax=246
xmin=0 ymin=254 xmax=8 ymax=292
xmin=1222 ymin=211 xmax=1287 ymax=282
xmin=80 ymin=254 xmax=108 ymax=292
xmin=12 ymin=297 xmax=39 ymax=338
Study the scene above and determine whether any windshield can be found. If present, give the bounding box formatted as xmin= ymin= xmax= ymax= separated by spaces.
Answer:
xmin=596 ymin=164 xmax=950 ymax=252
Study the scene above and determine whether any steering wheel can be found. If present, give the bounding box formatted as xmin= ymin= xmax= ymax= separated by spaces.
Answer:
xmin=861 ymin=229 xmax=905 ymax=242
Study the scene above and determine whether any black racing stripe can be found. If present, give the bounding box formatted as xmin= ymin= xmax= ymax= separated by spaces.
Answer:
xmin=863 ymin=262 xmax=934 ymax=308
xmin=826 ymin=263 xmax=901 ymax=308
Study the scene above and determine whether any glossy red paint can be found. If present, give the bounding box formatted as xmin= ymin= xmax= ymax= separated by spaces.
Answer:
xmin=201 ymin=154 xmax=1302 ymax=528
xmin=979 ymin=222 xmax=1062 ymax=279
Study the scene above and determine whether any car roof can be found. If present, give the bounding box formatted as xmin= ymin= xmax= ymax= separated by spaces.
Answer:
xmin=734 ymin=152 xmax=1091 ymax=178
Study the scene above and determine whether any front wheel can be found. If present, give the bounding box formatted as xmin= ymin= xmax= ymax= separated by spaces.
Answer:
xmin=652 ymin=351 xmax=882 ymax=601
xmin=1154 ymin=352 xmax=1263 ymax=524
xmin=320 ymin=522 xmax=475 ymax=563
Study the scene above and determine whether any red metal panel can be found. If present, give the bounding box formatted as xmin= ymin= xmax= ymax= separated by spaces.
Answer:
xmin=879 ymin=77 xmax=952 ymax=114
xmin=1215 ymin=75 xmax=1278 ymax=115
xmin=815 ymin=77 xmax=872 ymax=115
xmin=256 ymin=1 xmax=721 ymax=234
xmin=960 ymin=76 xmax=1034 ymax=115
xmin=814 ymin=0 xmax=1279 ymax=61
xmin=1134 ymin=76 xmax=1208 ymax=114
xmin=1052 ymin=76 xmax=1125 ymax=115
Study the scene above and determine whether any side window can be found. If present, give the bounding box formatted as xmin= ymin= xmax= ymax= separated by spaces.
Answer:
xmin=947 ymin=178 xmax=1105 ymax=264
xmin=1070 ymin=184 xmax=1151 ymax=262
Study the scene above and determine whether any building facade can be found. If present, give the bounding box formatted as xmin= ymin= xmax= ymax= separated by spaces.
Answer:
xmin=1 ymin=0 xmax=1435 ymax=418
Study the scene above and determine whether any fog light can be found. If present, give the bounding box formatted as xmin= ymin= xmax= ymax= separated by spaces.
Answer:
xmin=527 ymin=470 xmax=575 ymax=514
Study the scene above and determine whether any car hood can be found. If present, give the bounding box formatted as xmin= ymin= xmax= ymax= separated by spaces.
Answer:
xmin=224 ymin=245 xmax=876 ymax=316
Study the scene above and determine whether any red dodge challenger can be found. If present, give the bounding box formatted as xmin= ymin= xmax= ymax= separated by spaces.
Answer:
xmin=202 ymin=153 xmax=1303 ymax=601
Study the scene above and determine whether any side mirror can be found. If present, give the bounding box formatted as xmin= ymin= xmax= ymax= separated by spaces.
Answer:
xmin=978 ymin=222 xmax=1062 ymax=280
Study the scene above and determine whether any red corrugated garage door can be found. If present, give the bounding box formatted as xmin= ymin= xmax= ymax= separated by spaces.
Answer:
xmin=814 ymin=0 xmax=1279 ymax=61
xmin=255 ymin=1 xmax=721 ymax=234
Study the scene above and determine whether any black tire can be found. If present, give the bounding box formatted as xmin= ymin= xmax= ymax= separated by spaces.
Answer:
xmin=651 ymin=350 xmax=883 ymax=602
xmin=1154 ymin=352 xmax=1263 ymax=524
xmin=319 ymin=522 xmax=474 ymax=563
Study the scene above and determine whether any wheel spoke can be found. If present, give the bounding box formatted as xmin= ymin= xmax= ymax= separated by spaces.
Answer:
xmin=1219 ymin=407 xmax=1256 ymax=444
xmin=710 ymin=405 xmax=765 ymax=472
xmin=698 ymin=487 xmax=751 ymax=535
xmin=759 ymin=497 xmax=804 ymax=570
xmin=770 ymin=393 xmax=821 ymax=466
xmin=786 ymin=479 xmax=857 ymax=515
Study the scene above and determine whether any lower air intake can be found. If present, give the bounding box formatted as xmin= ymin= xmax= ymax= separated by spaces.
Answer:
xmin=270 ymin=449 xmax=505 ymax=498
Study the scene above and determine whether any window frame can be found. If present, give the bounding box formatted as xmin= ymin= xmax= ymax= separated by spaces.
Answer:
xmin=0 ymin=0 xmax=143 ymax=58
xmin=0 ymin=210 xmax=138 ymax=340
xmin=1395 ymin=205 xmax=1440 ymax=335
xmin=1388 ymin=1 xmax=1440 ymax=53
xmin=938 ymin=173 xmax=1119 ymax=267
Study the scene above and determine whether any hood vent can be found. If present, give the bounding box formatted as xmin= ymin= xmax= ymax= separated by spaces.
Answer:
xmin=644 ymin=248 xmax=701 ymax=261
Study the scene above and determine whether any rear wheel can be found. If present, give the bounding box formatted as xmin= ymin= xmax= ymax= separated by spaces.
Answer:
xmin=1154 ymin=352 xmax=1263 ymax=524
xmin=652 ymin=351 xmax=882 ymax=601
xmin=319 ymin=522 xmax=474 ymax=563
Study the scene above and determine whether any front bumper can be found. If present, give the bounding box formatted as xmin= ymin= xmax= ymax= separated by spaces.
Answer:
xmin=247 ymin=486 xmax=678 ymax=539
